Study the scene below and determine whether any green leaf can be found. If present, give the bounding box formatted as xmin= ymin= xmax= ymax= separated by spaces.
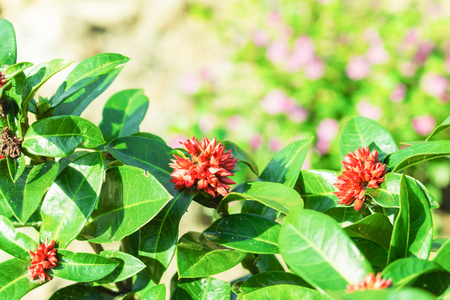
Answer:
xmin=222 ymin=140 xmax=259 ymax=176
xmin=219 ymin=181 xmax=303 ymax=215
xmin=4 ymin=72 xmax=25 ymax=134
xmin=426 ymin=115 xmax=450 ymax=141
xmin=49 ymin=53 xmax=129 ymax=108
xmin=4 ymin=62 xmax=33 ymax=79
xmin=241 ymin=285 xmax=327 ymax=300
xmin=99 ymin=89 xmax=149 ymax=142
xmin=387 ymin=175 xmax=433 ymax=264
xmin=295 ymin=170 xmax=339 ymax=212
xmin=203 ymin=213 xmax=281 ymax=254
xmin=351 ymin=238 xmax=388 ymax=270
xmin=325 ymin=207 xmax=363 ymax=226
xmin=239 ymin=271 xmax=312 ymax=295
xmin=106 ymin=136 xmax=172 ymax=183
xmin=48 ymin=284 xmax=115 ymax=300
xmin=51 ymin=249 xmax=118 ymax=282
xmin=96 ymin=250 xmax=146 ymax=283
xmin=52 ymin=66 xmax=123 ymax=117
xmin=40 ymin=152 xmax=104 ymax=248
xmin=256 ymin=254 xmax=285 ymax=272
xmin=335 ymin=288 xmax=437 ymax=300
xmin=79 ymin=166 xmax=172 ymax=243
xmin=259 ymin=137 xmax=313 ymax=188
xmin=23 ymin=116 xmax=106 ymax=157
xmin=0 ymin=197 xmax=15 ymax=222
xmin=0 ymin=19 xmax=17 ymax=66
xmin=6 ymin=154 xmax=26 ymax=183
xmin=142 ymin=284 xmax=166 ymax=300
xmin=279 ymin=208 xmax=372 ymax=293
xmin=433 ymin=239 xmax=450 ymax=272
xmin=0 ymin=258 xmax=42 ymax=300
xmin=384 ymin=141 xmax=450 ymax=172
xmin=432 ymin=238 xmax=448 ymax=252
xmin=338 ymin=116 xmax=397 ymax=158
xmin=176 ymin=231 xmax=246 ymax=278
xmin=0 ymin=160 xmax=59 ymax=223
xmin=381 ymin=257 xmax=442 ymax=288
xmin=171 ymin=277 xmax=231 ymax=300
xmin=344 ymin=214 xmax=393 ymax=249
xmin=132 ymin=132 xmax=167 ymax=145
xmin=139 ymin=188 xmax=196 ymax=283
xmin=22 ymin=59 xmax=73 ymax=108
xmin=0 ymin=215 xmax=37 ymax=261
xmin=366 ymin=173 xmax=400 ymax=208
xmin=412 ymin=271 xmax=450 ymax=297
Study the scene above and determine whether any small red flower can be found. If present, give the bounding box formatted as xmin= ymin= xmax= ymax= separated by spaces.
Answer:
xmin=0 ymin=155 xmax=5 ymax=159
xmin=0 ymin=71 xmax=6 ymax=88
xmin=334 ymin=147 xmax=386 ymax=210
xmin=28 ymin=239 xmax=58 ymax=282
xmin=169 ymin=137 xmax=238 ymax=197
xmin=346 ymin=272 xmax=392 ymax=292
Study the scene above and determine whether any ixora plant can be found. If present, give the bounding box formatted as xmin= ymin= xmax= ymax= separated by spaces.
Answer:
xmin=0 ymin=18 xmax=449 ymax=300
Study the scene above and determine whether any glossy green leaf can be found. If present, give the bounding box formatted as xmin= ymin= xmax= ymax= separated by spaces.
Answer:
xmin=171 ymin=277 xmax=230 ymax=300
xmin=387 ymin=175 xmax=433 ymax=264
xmin=132 ymin=132 xmax=167 ymax=145
xmin=335 ymin=288 xmax=436 ymax=300
xmin=23 ymin=116 xmax=105 ymax=157
xmin=241 ymin=285 xmax=327 ymax=300
xmin=412 ymin=271 xmax=450 ymax=297
xmin=48 ymin=284 xmax=115 ymax=300
xmin=432 ymin=238 xmax=447 ymax=252
xmin=142 ymin=284 xmax=166 ymax=300
xmin=338 ymin=116 xmax=397 ymax=158
xmin=40 ymin=152 xmax=104 ymax=248
xmin=177 ymin=231 xmax=246 ymax=278
xmin=0 ymin=258 xmax=42 ymax=300
xmin=0 ymin=215 xmax=37 ymax=261
xmin=99 ymin=89 xmax=149 ymax=142
xmin=6 ymin=154 xmax=25 ymax=183
xmin=106 ymin=136 xmax=172 ymax=183
xmin=384 ymin=141 xmax=450 ymax=172
xmin=351 ymin=238 xmax=388 ymax=270
xmin=344 ymin=214 xmax=393 ymax=249
xmin=433 ymin=239 xmax=450 ymax=272
xmin=4 ymin=72 xmax=25 ymax=134
xmin=239 ymin=271 xmax=312 ymax=295
xmin=79 ymin=165 xmax=172 ymax=243
xmin=295 ymin=170 xmax=339 ymax=212
xmin=240 ymin=200 xmax=278 ymax=221
xmin=139 ymin=187 xmax=196 ymax=283
xmin=53 ymin=67 xmax=123 ymax=116
xmin=0 ymin=197 xmax=15 ymax=222
xmin=426 ymin=115 xmax=450 ymax=141
xmin=222 ymin=140 xmax=259 ymax=176
xmin=259 ymin=137 xmax=313 ymax=188
xmin=51 ymin=249 xmax=118 ymax=282
xmin=381 ymin=257 xmax=441 ymax=288
xmin=4 ymin=62 xmax=33 ymax=79
xmin=49 ymin=53 xmax=129 ymax=108
xmin=325 ymin=207 xmax=363 ymax=226
xmin=96 ymin=250 xmax=146 ymax=283
xmin=279 ymin=208 xmax=372 ymax=293
xmin=203 ymin=213 xmax=281 ymax=254
xmin=22 ymin=59 xmax=73 ymax=108
xmin=366 ymin=173 xmax=400 ymax=208
xmin=220 ymin=181 xmax=303 ymax=215
xmin=0 ymin=160 xmax=59 ymax=223
xmin=256 ymin=254 xmax=285 ymax=272
xmin=0 ymin=19 xmax=16 ymax=66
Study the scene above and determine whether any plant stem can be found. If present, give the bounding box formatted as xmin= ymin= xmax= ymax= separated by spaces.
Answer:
xmin=241 ymin=253 xmax=261 ymax=275
xmin=89 ymin=242 xmax=104 ymax=254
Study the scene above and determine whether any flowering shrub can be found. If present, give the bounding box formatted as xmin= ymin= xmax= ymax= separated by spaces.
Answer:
xmin=0 ymin=18 xmax=449 ymax=300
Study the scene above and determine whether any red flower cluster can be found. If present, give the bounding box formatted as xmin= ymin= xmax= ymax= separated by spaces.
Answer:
xmin=334 ymin=147 xmax=386 ymax=210
xmin=347 ymin=272 xmax=392 ymax=292
xmin=0 ymin=72 xmax=6 ymax=88
xmin=169 ymin=137 xmax=238 ymax=197
xmin=28 ymin=239 xmax=57 ymax=282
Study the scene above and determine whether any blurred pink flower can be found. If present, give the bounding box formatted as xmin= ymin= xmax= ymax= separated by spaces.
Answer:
xmin=261 ymin=89 xmax=289 ymax=114
xmin=346 ymin=56 xmax=370 ymax=80
xmin=267 ymin=40 xmax=289 ymax=64
xmin=227 ymin=115 xmax=244 ymax=131
xmin=305 ymin=58 xmax=325 ymax=79
xmin=250 ymin=134 xmax=263 ymax=151
xmin=316 ymin=139 xmax=331 ymax=154
xmin=390 ymin=83 xmax=406 ymax=102
xmin=421 ymin=73 xmax=448 ymax=100
xmin=252 ymin=30 xmax=270 ymax=47
xmin=367 ymin=45 xmax=389 ymax=65
xmin=357 ymin=101 xmax=382 ymax=120
xmin=364 ymin=28 xmax=382 ymax=45
xmin=399 ymin=61 xmax=417 ymax=77
xmin=288 ymin=106 xmax=309 ymax=123
xmin=285 ymin=36 xmax=315 ymax=72
xmin=317 ymin=119 xmax=339 ymax=142
xmin=179 ymin=73 xmax=202 ymax=95
xmin=403 ymin=29 xmax=417 ymax=44
xmin=269 ymin=137 xmax=282 ymax=152
xmin=200 ymin=67 xmax=215 ymax=82
xmin=415 ymin=42 xmax=434 ymax=65
xmin=198 ymin=115 xmax=215 ymax=133
xmin=412 ymin=115 xmax=436 ymax=136
xmin=169 ymin=134 xmax=188 ymax=149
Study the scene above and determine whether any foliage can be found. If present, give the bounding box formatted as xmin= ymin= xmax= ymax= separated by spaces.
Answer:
xmin=0 ymin=18 xmax=449 ymax=300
